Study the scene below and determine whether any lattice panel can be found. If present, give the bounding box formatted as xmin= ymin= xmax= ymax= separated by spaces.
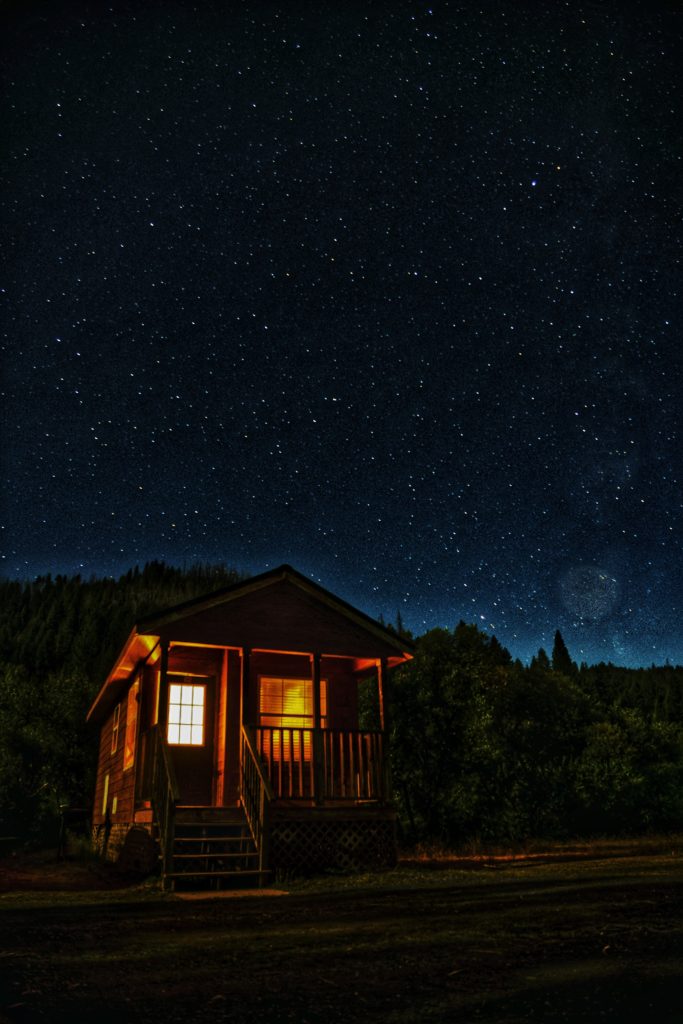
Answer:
xmin=270 ymin=819 xmax=396 ymax=875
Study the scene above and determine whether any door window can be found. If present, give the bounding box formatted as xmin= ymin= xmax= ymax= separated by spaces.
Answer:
xmin=167 ymin=683 xmax=205 ymax=745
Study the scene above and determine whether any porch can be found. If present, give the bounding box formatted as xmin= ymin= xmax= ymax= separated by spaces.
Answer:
xmin=150 ymin=722 xmax=394 ymax=888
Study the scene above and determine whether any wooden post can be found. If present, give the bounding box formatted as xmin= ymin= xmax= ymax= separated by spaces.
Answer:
xmin=241 ymin=647 xmax=251 ymax=724
xmin=377 ymin=658 xmax=392 ymax=804
xmin=156 ymin=642 xmax=173 ymax=886
xmin=157 ymin=641 xmax=170 ymax=735
xmin=258 ymin=784 xmax=270 ymax=883
xmin=311 ymin=652 xmax=321 ymax=725
xmin=241 ymin=647 xmax=252 ymax=813
xmin=225 ymin=649 xmax=242 ymax=805
xmin=311 ymin=653 xmax=324 ymax=804
xmin=162 ymin=783 xmax=175 ymax=889
xmin=214 ymin=650 xmax=229 ymax=807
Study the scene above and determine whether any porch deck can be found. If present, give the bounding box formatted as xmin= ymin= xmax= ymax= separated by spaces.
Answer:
xmin=151 ymin=724 xmax=395 ymax=888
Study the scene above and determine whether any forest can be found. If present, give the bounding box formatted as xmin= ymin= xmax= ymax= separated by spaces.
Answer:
xmin=0 ymin=563 xmax=682 ymax=848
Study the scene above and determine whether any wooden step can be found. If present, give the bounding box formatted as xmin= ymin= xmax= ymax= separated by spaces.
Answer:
xmin=173 ymin=835 xmax=252 ymax=844
xmin=173 ymin=852 xmax=259 ymax=861
xmin=161 ymin=803 xmax=269 ymax=891
xmin=175 ymin=807 xmax=246 ymax=825
xmin=165 ymin=869 xmax=270 ymax=880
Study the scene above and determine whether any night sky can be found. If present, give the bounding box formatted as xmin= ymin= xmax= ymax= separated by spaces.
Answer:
xmin=2 ymin=2 xmax=681 ymax=667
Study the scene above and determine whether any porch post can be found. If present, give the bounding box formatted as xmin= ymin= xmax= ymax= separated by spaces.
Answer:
xmin=377 ymin=657 xmax=392 ymax=804
xmin=377 ymin=657 xmax=390 ymax=732
xmin=214 ymin=649 xmax=229 ymax=807
xmin=239 ymin=647 xmax=251 ymax=807
xmin=157 ymin=640 xmax=171 ymax=733
xmin=241 ymin=647 xmax=251 ymax=725
xmin=311 ymin=653 xmax=324 ymax=804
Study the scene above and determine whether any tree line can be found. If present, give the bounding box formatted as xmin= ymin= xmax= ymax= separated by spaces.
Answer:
xmin=385 ymin=624 xmax=683 ymax=844
xmin=0 ymin=563 xmax=243 ymax=841
xmin=1 ymin=564 xmax=682 ymax=846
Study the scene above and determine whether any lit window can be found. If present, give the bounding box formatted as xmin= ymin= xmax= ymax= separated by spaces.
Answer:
xmin=111 ymin=704 xmax=120 ymax=754
xmin=167 ymin=683 xmax=205 ymax=745
xmin=259 ymin=677 xmax=327 ymax=759
xmin=123 ymin=680 xmax=139 ymax=770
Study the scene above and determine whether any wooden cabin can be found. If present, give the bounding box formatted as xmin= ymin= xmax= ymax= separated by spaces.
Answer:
xmin=87 ymin=565 xmax=414 ymax=887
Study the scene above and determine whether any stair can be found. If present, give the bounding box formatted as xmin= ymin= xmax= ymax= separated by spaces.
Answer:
xmin=162 ymin=806 xmax=270 ymax=891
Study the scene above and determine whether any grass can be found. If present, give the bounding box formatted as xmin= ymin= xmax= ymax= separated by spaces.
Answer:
xmin=0 ymin=839 xmax=681 ymax=1023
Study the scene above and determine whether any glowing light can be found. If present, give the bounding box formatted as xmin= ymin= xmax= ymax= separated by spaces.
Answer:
xmin=167 ymin=683 xmax=205 ymax=745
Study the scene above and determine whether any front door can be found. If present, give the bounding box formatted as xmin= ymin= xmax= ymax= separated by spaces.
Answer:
xmin=166 ymin=674 xmax=215 ymax=805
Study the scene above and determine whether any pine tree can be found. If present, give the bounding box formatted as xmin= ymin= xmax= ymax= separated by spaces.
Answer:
xmin=531 ymin=647 xmax=551 ymax=671
xmin=552 ymin=630 xmax=576 ymax=677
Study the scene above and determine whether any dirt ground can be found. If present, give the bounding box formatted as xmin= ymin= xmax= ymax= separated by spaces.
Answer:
xmin=0 ymin=844 xmax=681 ymax=1023
xmin=0 ymin=851 xmax=130 ymax=895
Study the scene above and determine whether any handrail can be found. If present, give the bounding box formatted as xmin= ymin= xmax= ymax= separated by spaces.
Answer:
xmin=159 ymin=727 xmax=181 ymax=803
xmin=149 ymin=724 xmax=180 ymax=885
xmin=242 ymin=724 xmax=274 ymax=801
xmin=240 ymin=725 xmax=272 ymax=874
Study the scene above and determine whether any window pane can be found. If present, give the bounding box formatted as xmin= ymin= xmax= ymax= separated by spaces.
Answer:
xmin=259 ymin=677 xmax=326 ymax=761
xmin=167 ymin=682 xmax=205 ymax=745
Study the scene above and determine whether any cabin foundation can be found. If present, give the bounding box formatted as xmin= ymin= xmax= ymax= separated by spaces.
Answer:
xmin=269 ymin=810 xmax=397 ymax=875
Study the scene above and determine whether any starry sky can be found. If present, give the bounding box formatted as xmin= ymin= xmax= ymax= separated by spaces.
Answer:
xmin=1 ymin=1 xmax=681 ymax=667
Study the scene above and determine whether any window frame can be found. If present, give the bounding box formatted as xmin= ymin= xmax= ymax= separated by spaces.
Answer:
xmin=258 ymin=675 xmax=328 ymax=728
xmin=123 ymin=679 xmax=139 ymax=771
xmin=258 ymin=676 xmax=328 ymax=761
xmin=111 ymin=703 xmax=121 ymax=754
xmin=167 ymin=680 xmax=207 ymax=747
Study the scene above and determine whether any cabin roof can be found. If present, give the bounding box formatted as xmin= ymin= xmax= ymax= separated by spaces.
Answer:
xmin=87 ymin=564 xmax=414 ymax=724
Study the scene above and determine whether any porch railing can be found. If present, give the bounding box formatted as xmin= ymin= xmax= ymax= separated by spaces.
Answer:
xmin=254 ymin=727 xmax=385 ymax=802
xmin=149 ymin=724 xmax=180 ymax=883
xmin=323 ymin=728 xmax=385 ymax=801
xmin=240 ymin=726 xmax=273 ymax=873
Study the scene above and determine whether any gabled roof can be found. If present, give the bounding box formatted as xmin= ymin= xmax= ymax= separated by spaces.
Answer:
xmin=87 ymin=564 xmax=414 ymax=724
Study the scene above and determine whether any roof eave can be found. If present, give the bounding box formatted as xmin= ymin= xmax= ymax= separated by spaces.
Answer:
xmin=86 ymin=628 xmax=159 ymax=724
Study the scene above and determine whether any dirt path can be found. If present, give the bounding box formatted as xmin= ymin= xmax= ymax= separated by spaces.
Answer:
xmin=0 ymin=850 xmax=681 ymax=1023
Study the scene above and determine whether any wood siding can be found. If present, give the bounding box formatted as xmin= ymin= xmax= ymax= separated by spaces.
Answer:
xmin=92 ymin=678 xmax=137 ymax=827
xmin=155 ymin=579 xmax=402 ymax=659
